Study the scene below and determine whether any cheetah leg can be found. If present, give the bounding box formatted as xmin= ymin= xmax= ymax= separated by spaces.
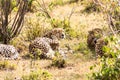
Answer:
xmin=46 ymin=48 xmax=55 ymax=59
xmin=11 ymin=52 xmax=19 ymax=60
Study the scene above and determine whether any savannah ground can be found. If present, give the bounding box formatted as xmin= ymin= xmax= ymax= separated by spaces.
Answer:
xmin=0 ymin=0 xmax=108 ymax=80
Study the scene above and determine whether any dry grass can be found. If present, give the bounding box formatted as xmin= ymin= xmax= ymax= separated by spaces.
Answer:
xmin=0 ymin=54 xmax=97 ymax=80
xmin=0 ymin=0 xmax=108 ymax=80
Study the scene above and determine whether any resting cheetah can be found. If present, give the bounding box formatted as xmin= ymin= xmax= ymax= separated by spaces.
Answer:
xmin=0 ymin=44 xmax=19 ymax=60
xmin=87 ymin=28 xmax=103 ymax=50
xmin=43 ymin=28 xmax=65 ymax=40
xmin=29 ymin=28 xmax=65 ymax=58
xmin=95 ymin=37 xmax=108 ymax=57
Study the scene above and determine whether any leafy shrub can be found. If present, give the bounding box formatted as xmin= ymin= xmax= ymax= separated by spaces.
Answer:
xmin=82 ymin=0 xmax=100 ymax=13
xmin=49 ymin=0 xmax=79 ymax=9
xmin=23 ymin=49 xmax=43 ymax=60
xmin=115 ymin=21 xmax=120 ymax=31
xmin=25 ymin=18 xmax=49 ymax=41
xmin=50 ymin=52 xmax=67 ymax=68
xmin=113 ymin=9 xmax=120 ymax=32
xmin=10 ymin=37 xmax=27 ymax=53
xmin=27 ymin=0 xmax=35 ymax=12
xmin=49 ymin=0 xmax=65 ymax=9
xmin=51 ymin=18 xmax=70 ymax=29
xmin=66 ymin=28 xmax=80 ymax=38
xmin=75 ymin=42 xmax=91 ymax=55
xmin=22 ymin=69 xmax=52 ymax=80
xmin=51 ymin=18 xmax=79 ymax=39
xmin=51 ymin=58 xmax=66 ymax=68
xmin=26 ymin=26 xmax=47 ymax=41
xmin=11 ymin=0 xmax=19 ymax=12
xmin=91 ymin=0 xmax=120 ymax=32
xmin=106 ymin=1 xmax=120 ymax=32
xmin=101 ymin=36 xmax=120 ymax=57
xmin=89 ymin=36 xmax=120 ymax=80
xmin=0 ymin=61 xmax=16 ymax=70
xmin=89 ymin=57 xmax=120 ymax=80
xmin=25 ymin=0 xmax=38 ymax=12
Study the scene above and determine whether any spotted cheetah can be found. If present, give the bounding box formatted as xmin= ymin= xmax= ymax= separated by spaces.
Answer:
xmin=95 ymin=37 xmax=108 ymax=57
xmin=0 ymin=44 xmax=19 ymax=60
xmin=29 ymin=28 xmax=65 ymax=58
xmin=43 ymin=28 xmax=65 ymax=40
xmin=87 ymin=28 xmax=103 ymax=50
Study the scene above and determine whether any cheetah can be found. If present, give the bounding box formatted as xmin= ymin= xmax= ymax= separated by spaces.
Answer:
xmin=43 ymin=28 xmax=65 ymax=40
xmin=0 ymin=44 xmax=19 ymax=60
xmin=29 ymin=28 xmax=65 ymax=59
xmin=87 ymin=28 xmax=103 ymax=50
xmin=95 ymin=37 xmax=108 ymax=57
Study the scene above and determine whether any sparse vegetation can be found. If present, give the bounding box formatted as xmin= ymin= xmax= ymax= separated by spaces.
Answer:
xmin=24 ymin=49 xmax=43 ymax=60
xmin=89 ymin=36 xmax=120 ymax=80
xmin=82 ymin=0 xmax=100 ymax=13
xmin=1 ymin=0 xmax=120 ymax=80
xmin=50 ymin=52 xmax=67 ymax=68
xmin=22 ymin=69 xmax=52 ymax=80
xmin=51 ymin=18 xmax=79 ymax=39
xmin=25 ymin=18 xmax=49 ymax=41
xmin=76 ymin=42 xmax=91 ymax=55
xmin=49 ymin=0 xmax=65 ymax=8
xmin=89 ymin=57 xmax=120 ymax=80
xmin=0 ymin=60 xmax=16 ymax=70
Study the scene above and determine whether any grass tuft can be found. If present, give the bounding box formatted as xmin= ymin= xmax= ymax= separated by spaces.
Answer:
xmin=0 ymin=61 xmax=16 ymax=70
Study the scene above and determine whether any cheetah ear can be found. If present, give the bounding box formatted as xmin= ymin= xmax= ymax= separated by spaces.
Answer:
xmin=55 ymin=28 xmax=63 ymax=32
xmin=52 ymin=29 xmax=57 ymax=34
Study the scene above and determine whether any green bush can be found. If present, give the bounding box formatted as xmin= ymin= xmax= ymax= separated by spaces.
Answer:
xmin=51 ymin=18 xmax=79 ymax=38
xmin=49 ymin=0 xmax=65 ymax=9
xmin=74 ymin=42 xmax=91 ymax=55
xmin=49 ymin=0 xmax=79 ymax=9
xmin=0 ymin=61 xmax=16 ymax=70
xmin=82 ymin=1 xmax=100 ymax=13
xmin=50 ymin=52 xmax=67 ymax=68
xmin=10 ymin=37 xmax=27 ymax=53
xmin=89 ymin=57 xmax=120 ymax=80
xmin=26 ymin=26 xmax=47 ymax=41
xmin=25 ymin=18 xmax=48 ymax=41
xmin=23 ymin=49 xmax=43 ymax=60
xmin=110 ymin=2 xmax=120 ymax=32
xmin=27 ymin=0 xmax=34 ymax=12
xmin=101 ymin=36 xmax=119 ymax=57
xmin=89 ymin=36 xmax=120 ymax=80
xmin=51 ymin=58 xmax=66 ymax=68
xmin=22 ymin=69 xmax=52 ymax=80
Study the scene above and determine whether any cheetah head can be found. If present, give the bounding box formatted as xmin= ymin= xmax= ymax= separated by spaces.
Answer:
xmin=44 ymin=28 xmax=65 ymax=40
xmin=87 ymin=28 xmax=103 ymax=50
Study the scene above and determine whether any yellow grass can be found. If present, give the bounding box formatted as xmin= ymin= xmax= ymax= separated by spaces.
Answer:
xmin=0 ymin=0 xmax=108 ymax=80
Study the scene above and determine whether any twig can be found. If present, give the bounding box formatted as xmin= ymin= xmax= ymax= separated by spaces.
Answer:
xmin=36 ymin=0 xmax=51 ymax=19
xmin=93 ymin=0 xmax=117 ymax=36
xmin=68 ymin=6 xmax=75 ymax=21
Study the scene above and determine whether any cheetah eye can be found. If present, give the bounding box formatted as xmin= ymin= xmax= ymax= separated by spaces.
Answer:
xmin=61 ymin=33 xmax=65 ymax=39
xmin=62 ymin=34 xmax=64 ymax=37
